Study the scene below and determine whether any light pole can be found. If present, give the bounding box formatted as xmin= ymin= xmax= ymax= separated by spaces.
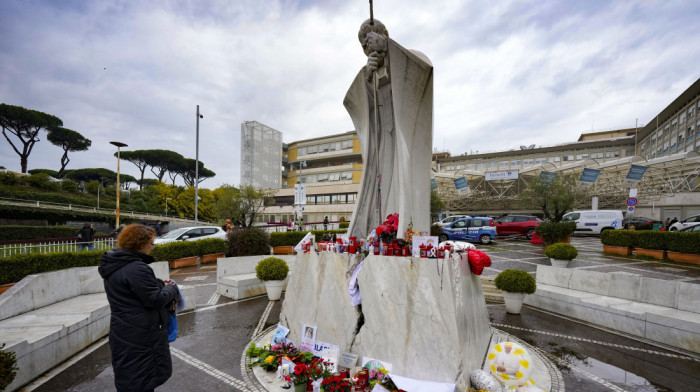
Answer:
xmin=165 ymin=197 xmax=172 ymax=217
xmin=195 ymin=105 xmax=203 ymax=225
xmin=96 ymin=179 xmax=108 ymax=209
xmin=110 ymin=141 xmax=128 ymax=228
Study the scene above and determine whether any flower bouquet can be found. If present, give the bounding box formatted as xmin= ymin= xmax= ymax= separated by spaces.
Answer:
xmin=320 ymin=375 xmax=352 ymax=392
xmin=375 ymin=213 xmax=399 ymax=244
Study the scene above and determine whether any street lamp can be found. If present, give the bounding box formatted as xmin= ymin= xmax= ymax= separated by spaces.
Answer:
xmin=96 ymin=179 xmax=108 ymax=209
xmin=195 ymin=105 xmax=203 ymax=225
xmin=110 ymin=141 xmax=128 ymax=228
xmin=165 ymin=197 xmax=172 ymax=217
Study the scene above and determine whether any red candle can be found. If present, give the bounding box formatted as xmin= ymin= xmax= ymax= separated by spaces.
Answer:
xmin=438 ymin=246 xmax=445 ymax=259
xmin=373 ymin=242 xmax=380 ymax=255
xmin=419 ymin=244 xmax=427 ymax=258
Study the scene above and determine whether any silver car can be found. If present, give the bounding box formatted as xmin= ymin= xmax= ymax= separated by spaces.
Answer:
xmin=154 ymin=226 xmax=227 ymax=245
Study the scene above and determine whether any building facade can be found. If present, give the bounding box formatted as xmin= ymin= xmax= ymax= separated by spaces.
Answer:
xmin=258 ymin=131 xmax=362 ymax=225
xmin=240 ymin=121 xmax=282 ymax=189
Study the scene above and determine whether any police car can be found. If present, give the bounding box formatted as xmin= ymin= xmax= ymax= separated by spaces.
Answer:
xmin=439 ymin=216 xmax=497 ymax=244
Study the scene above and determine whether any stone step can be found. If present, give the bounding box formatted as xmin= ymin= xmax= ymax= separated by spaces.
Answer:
xmin=480 ymin=277 xmax=504 ymax=303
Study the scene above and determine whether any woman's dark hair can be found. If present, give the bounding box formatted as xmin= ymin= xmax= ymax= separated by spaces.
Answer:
xmin=117 ymin=224 xmax=156 ymax=251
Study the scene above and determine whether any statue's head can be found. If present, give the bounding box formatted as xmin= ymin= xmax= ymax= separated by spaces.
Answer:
xmin=358 ymin=19 xmax=389 ymax=56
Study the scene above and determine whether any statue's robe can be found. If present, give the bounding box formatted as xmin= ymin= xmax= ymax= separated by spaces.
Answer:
xmin=345 ymin=39 xmax=433 ymax=239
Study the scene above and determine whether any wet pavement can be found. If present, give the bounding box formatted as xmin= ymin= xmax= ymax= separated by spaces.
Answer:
xmin=24 ymin=237 xmax=700 ymax=392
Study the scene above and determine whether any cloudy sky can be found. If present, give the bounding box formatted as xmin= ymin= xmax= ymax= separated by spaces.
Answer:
xmin=1 ymin=0 xmax=699 ymax=188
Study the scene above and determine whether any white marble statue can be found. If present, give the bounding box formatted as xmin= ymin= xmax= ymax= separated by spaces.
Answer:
xmin=345 ymin=19 xmax=433 ymax=239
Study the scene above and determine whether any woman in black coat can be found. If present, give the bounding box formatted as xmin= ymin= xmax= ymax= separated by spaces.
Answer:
xmin=98 ymin=224 xmax=179 ymax=392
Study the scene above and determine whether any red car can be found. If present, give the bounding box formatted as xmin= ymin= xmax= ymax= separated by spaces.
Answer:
xmin=495 ymin=215 xmax=542 ymax=239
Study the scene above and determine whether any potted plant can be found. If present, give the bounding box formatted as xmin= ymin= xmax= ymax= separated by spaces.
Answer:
xmin=601 ymin=230 xmax=637 ymax=256
xmin=543 ymin=242 xmax=578 ymax=268
xmin=197 ymin=238 xmax=228 ymax=263
xmin=255 ymin=257 xmax=289 ymax=300
xmin=666 ymin=232 xmax=700 ymax=264
xmin=635 ymin=231 xmax=667 ymax=260
xmin=534 ymin=222 xmax=576 ymax=246
xmin=494 ymin=269 xmax=536 ymax=314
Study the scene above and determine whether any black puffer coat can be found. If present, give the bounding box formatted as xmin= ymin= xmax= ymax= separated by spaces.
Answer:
xmin=98 ymin=249 xmax=179 ymax=392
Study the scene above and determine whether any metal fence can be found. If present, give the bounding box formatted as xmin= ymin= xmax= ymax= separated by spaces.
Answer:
xmin=1 ymin=237 xmax=116 ymax=257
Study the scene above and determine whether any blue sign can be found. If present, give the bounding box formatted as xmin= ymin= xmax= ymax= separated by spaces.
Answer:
xmin=579 ymin=168 xmax=601 ymax=183
xmin=539 ymin=171 xmax=557 ymax=183
xmin=431 ymin=179 xmax=438 ymax=189
xmin=627 ymin=197 xmax=638 ymax=206
xmin=626 ymin=165 xmax=647 ymax=181
xmin=454 ymin=177 xmax=468 ymax=189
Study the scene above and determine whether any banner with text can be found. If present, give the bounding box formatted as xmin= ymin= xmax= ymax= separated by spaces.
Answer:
xmin=294 ymin=184 xmax=307 ymax=205
xmin=539 ymin=171 xmax=556 ymax=183
xmin=578 ymin=168 xmax=601 ymax=187
xmin=623 ymin=165 xmax=647 ymax=188
xmin=453 ymin=177 xmax=471 ymax=195
xmin=485 ymin=170 xmax=519 ymax=181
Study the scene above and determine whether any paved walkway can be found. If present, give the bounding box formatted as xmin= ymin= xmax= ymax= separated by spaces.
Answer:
xmin=23 ymin=237 xmax=700 ymax=392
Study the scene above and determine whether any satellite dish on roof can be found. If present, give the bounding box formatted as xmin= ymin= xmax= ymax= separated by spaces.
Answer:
xmin=520 ymin=145 xmax=527 ymax=150
xmin=529 ymin=144 xmax=536 ymax=149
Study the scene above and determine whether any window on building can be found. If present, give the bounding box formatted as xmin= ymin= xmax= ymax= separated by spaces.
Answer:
xmin=347 ymin=194 xmax=357 ymax=203
xmin=590 ymin=152 xmax=604 ymax=159
xmin=446 ymin=165 xmax=455 ymax=171
xmin=307 ymin=196 xmax=315 ymax=204
xmin=605 ymin=151 xmax=620 ymax=158
xmin=576 ymin=154 xmax=589 ymax=160
xmin=670 ymin=144 xmax=676 ymax=153
xmin=298 ymin=147 xmax=307 ymax=155
xmin=499 ymin=161 xmax=508 ymax=167
xmin=307 ymin=145 xmax=318 ymax=154
xmin=680 ymin=111 xmax=687 ymax=123
xmin=320 ymin=144 xmax=329 ymax=152
xmin=524 ymin=159 xmax=534 ymax=165
xmin=317 ymin=195 xmax=330 ymax=204
xmin=342 ymin=171 xmax=353 ymax=179
xmin=317 ymin=173 xmax=329 ymax=182
xmin=329 ymin=173 xmax=341 ymax=181
xmin=688 ymin=106 xmax=696 ymax=119
xmin=342 ymin=140 xmax=353 ymax=149
xmin=331 ymin=195 xmax=345 ymax=204
xmin=563 ymin=155 xmax=574 ymax=161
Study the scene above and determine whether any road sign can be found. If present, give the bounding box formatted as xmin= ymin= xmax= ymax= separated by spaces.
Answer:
xmin=626 ymin=197 xmax=638 ymax=206
xmin=627 ymin=206 xmax=635 ymax=215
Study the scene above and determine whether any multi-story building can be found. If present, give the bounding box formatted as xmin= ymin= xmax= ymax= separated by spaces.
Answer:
xmin=240 ymin=121 xmax=282 ymax=189
xmin=257 ymin=131 xmax=363 ymax=225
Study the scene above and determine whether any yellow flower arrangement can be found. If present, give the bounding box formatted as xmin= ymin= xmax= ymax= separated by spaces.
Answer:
xmin=264 ymin=355 xmax=274 ymax=364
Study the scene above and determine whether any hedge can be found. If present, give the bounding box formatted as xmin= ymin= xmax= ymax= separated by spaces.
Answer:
xmin=228 ymin=227 xmax=271 ymax=257
xmin=600 ymin=230 xmax=639 ymax=247
xmin=269 ymin=230 xmax=348 ymax=247
xmin=195 ymin=238 xmax=228 ymax=256
xmin=0 ymin=250 xmax=104 ymax=285
xmin=666 ymin=232 xmax=700 ymax=254
xmin=637 ymin=231 xmax=667 ymax=250
xmin=150 ymin=241 xmax=199 ymax=261
xmin=0 ymin=225 xmax=89 ymax=242
xmin=534 ymin=222 xmax=576 ymax=244
xmin=0 ymin=204 xmax=137 ymax=226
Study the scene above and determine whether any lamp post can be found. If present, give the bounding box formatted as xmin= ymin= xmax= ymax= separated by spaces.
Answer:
xmin=165 ymin=197 xmax=172 ymax=217
xmin=195 ymin=105 xmax=203 ymax=225
xmin=110 ymin=141 xmax=128 ymax=228
xmin=96 ymin=179 xmax=108 ymax=209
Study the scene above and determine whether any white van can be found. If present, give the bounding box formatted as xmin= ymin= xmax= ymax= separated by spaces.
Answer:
xmin=561 ymin=210 xmax=624 ymax=234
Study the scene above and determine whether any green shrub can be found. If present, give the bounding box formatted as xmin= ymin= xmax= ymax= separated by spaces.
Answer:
xmin=28 ymin=169 xmax=59 ymax=177
xmin=196 ymin=238 xmax=228 ymax=256
xmin=636 ymin=231 xmax=667 ymax=250
xmin=534 ymin=222 xmax=576 ymax=245
xmin=255 ymin=257 xmax=289 ymax=281
xmin=666 ymin=232 xmax=700 ymax=254
xmin=0 ymin=225 xmax=94 ymax=241
xmin=544 ymin=243 xmax=578 ymax=260
xmin=25 ymin=173 xmax=60 ymax=191
xmin=494 ymin=269 xmax=536 ymax=294
xmin=0 ymin=250 xmax=104 ymax=285
xmin=228 ymin=227 xmax=270 ymax=256
xmin=0 ymin=205 xmax=136 ymax=226
xmin=151 ymin=241 xmax=199 ymax=261
xmin=61 ymin=179 xmax=79 ymax=193
xmin=601 ymin=230 xmax=638 ymax=247
xmin=430 ymin=224 xmax=443 ymax=236
xmin=269 ymin=230 xmax=348 ymax=247
xmin=339 ymin=222 xmax=349 ymax=229
xmin=0 ymin=343 xmax=18 ymax=391
xmin=0 ymin=171 xmax=20 ymax=186
xmin=84 ymin=180 xmax=100 ymax=194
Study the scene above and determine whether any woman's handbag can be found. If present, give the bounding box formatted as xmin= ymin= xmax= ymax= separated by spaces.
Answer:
xmin=167 ymin=308 xmax=178 ymax=342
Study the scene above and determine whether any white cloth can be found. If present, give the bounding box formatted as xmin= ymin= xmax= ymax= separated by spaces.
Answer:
xmin=388 ymin=373 xmax=455 ymax=392
xmin=348 ymin=260 xmax=365 ymax=306
xmin=294 ymin=232 xmax=313 ymax=252
xmin=174 ymin=284 xmax=186 ymax=312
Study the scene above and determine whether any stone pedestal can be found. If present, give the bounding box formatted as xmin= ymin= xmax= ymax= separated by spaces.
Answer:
xmin=279 ymin=252 xmax=492 ymax=386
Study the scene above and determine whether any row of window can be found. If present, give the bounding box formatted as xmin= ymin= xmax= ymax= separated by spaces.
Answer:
xmin=298 ymin=171 xmax=354 ymax=183
xmin=306 ymin=193 xmax=357 ymax=205
xmin=443 ymin=150 xmax=621 ymax=171
xmin=642 ymin=119 xmax=700 ymax=158
xmin=297 ymin=140 xmax=354 ymax=156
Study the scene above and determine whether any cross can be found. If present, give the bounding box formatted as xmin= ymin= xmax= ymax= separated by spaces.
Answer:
xmin=369 ymin=0 xmax=374 ymax=25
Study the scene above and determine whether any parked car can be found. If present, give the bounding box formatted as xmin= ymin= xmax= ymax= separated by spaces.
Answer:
xmin=669 ymin=214 xmax=700 ymax=231
xmin=439 ymin=216 xmax=497 ymax=244
xmin=495 ymin=215 xmax=542 ymax=239
xmin=623 ymin=216 xmax=663 ymax=229
xmin=560 ymin=210 xmax=624 ymax=235
xmin=437 ymin=215 xmax=467 ymax=226
xmin=153 ymin=226 xmax=227 ymax=245
xmin=680 ymin=224 xmax=700 ymax=232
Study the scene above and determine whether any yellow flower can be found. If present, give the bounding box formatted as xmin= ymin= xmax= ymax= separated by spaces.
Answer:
xmin=264 ymin=355 xmax=274 ymax=364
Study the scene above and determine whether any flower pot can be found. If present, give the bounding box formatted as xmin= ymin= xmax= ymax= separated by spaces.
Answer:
xmin=200 ymin=252 xmax=225 ymax=263
xmin=549 ymin=258 xmax=570 ymax=268
xmin=264 ymin=280 xmax=285 ymax=300
xmin=603 ymin=245 xmax=631 ymax=256
xmin=503 ymin=292 xmax=526 ymax=314
xmin=169 ymin=256 xmax=198 ymax=269
xmin=635 ymin=248 xmax=666 ymax=260
xmin=273 ymin=246 xmax=295 ymax=255
xmin=666 ymin=251 xmax=700 ymax=265
xmin=0 ymin=282 xmax=15 ymax=295
xmin=293 ymin=382 xmax=306 ymax=392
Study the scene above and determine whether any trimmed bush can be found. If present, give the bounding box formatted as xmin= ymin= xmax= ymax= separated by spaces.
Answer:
xmin=0 ymin=205 xmax=138 ymax=226
xmin=339 ymin=222 xmax=349 ymax=229
xmin=430 ymin=224 xmax=443 ymax=236
xmin=0 ymin=171 xmax=20 ymax=186
xmin=61 ymin=179 xmax=79 ymax=193
xmin=269 ymin=230 xmax=348 ymax=247
xmin=0 ymin=343 xmax=18 ymax=391
xmin=228 ymin=227 xmax=271 ymax=256
xmin=600 ymin=230 xmax=639 ymax=247
xmin=255 ymin=257 xmax=289 ymax=281
xmin=25 ymin=173 xmax=60 ymax=191
xmin=494 ymin=269 xmax=536 ymax=294
xmin=0 ymin=250 xmax=104 ymax=285
xmin=151 ymin=241 xmax=199 ymax=261
xmin=534 ymin=222 xmax=576 ymax=245
xmin=666 ymin=232 xmax=700 ymax=254
xmin=544 ymin=243 xmax=578 ymax=261
xmin=196 ymin=238 xmax=228 ymax=256
xmin=636 ymin=231 xmax=667 ymax=250
xmin=0 ymin=225 xmax=85 ymax=242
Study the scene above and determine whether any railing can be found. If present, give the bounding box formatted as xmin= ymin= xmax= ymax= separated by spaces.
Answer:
xmin=257 ymin=222 xmax=344 ymax=233
xmin=0 ymin=237 xmax=116 ymax=257
xmin=0 ymin=197 xmax=210 ymax=223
